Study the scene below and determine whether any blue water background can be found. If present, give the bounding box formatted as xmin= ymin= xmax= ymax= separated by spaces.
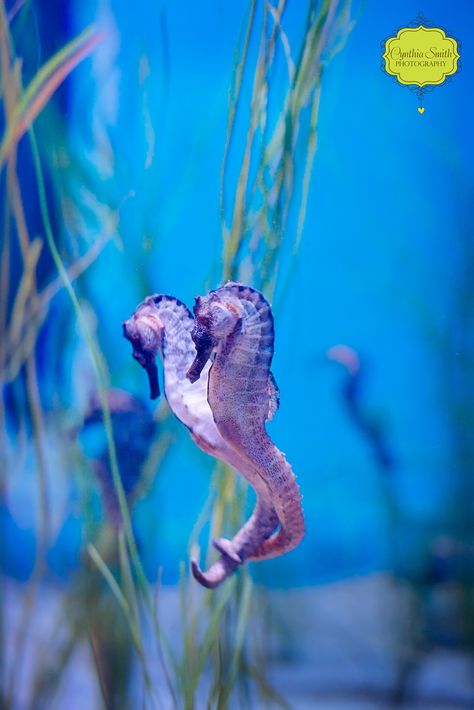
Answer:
xmin=3 ymin=0 xmax=473 ymax=587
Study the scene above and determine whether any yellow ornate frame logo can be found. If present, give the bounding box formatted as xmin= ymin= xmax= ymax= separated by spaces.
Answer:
xmin=382 ymin=15 xmax=460 ymax=113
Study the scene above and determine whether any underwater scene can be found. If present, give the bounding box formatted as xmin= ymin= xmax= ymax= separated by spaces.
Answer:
xmin=1 ymin=0 xmax=473 ymax=707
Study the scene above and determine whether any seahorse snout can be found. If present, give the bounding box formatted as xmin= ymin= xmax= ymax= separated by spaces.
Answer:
xmin=186 ymin=325 xmax=216 ymax=383
xmin=123 ymin=315 xmax=161 ymax=399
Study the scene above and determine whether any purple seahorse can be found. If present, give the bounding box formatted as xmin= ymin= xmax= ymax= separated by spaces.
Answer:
xmin=187 ymin=282 xmax=305 ymax=563
xmin=122 ymin=295 xmax=279 ymax=587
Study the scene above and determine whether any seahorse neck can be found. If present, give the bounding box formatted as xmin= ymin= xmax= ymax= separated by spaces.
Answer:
xmin=151 ymin=298 xmax=195 ymax=380
xmin=162 ymin=325 xmax=195 ymax=380
xmin=218 ymin=300 xmax=273 ymax=370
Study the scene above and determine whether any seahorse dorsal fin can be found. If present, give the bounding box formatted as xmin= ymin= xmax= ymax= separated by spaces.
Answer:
xmin=266 ymin=371 xmax=280 ymax=422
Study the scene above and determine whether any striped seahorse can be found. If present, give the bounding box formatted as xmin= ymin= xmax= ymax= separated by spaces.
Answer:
xmin=187 ymin=282 xmax=305 ymax=563
xmin=122 ymin=295 xmax=279 ymax=587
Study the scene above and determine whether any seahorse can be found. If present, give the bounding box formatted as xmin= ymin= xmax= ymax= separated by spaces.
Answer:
xmin=82 ymin=389 xmax=157 ymax=528
xmin=187 ymin=282 xmax=305 ymax=562
xmin=122 ymin=295 xmax=279 ymax=587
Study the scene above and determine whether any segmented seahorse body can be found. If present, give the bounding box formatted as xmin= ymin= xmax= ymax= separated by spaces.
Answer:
xmin=123 ymin=295 xmax=278 ymax=588
xmin=187 ymin=283 xmax=305 ymax=561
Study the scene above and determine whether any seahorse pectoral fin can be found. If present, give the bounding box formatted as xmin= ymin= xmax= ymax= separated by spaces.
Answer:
xmin=266 ymin=371 xmax=280 ymax=422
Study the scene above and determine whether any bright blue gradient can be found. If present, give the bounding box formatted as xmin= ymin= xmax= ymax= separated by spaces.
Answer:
xmin=3 ymin=0 xmax=473 ymax=587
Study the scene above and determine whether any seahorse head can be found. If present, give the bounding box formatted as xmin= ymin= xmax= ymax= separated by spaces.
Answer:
xmin=123 ymin=297 xmax=164 ymax=399
xmin=186 ymin=290 xmax=242 ymax=383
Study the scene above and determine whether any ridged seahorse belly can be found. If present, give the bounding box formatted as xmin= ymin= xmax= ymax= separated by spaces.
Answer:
xmin=187 ymin=282 xmax=305 ymax=561
xmin=122 ymin=295 xmax=278 ymax=587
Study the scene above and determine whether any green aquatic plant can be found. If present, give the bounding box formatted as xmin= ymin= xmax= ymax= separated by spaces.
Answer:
xmin=1 ymin=0 xmax=356 ymax=707
xmin=221 ymin=0 xmax=354 ymax=293
xmin=175 ymin=1 xmax=355 ymax=707
xmin=0 ymin=5 xmax=165 ymax=705
xmin=0 ymin=9 xmax=116 ymax=704
xmin=206 ymin=0 xmax=354 ymax=593
xmin=0 ymin=25 xmax=103 ymax=168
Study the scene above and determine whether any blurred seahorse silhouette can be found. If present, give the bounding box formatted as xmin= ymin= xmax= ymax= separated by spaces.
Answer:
xmin=187 ymin=282 xmax=305 ymax=568
xmin=326 ymin=345 xmax=395 ymax=472
xmin=123 ymin=295 xmax=279 ymax=588
xmin=82 ymin=389 xmax=157 ymax=527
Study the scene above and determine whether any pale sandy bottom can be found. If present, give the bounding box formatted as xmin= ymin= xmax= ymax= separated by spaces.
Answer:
xmin=3 ymin=573 xmax=474 ymax=709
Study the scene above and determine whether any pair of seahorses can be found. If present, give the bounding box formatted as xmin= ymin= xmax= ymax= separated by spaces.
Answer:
xmin=122 ymin=282 xmax=305 ymax=588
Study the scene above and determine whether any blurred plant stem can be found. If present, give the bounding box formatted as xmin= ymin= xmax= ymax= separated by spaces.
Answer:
xmin=221 ymin=0 xmax=354 ymax=295
xmin=0 ymin=3 xmax=161 ymax=705
xmin=0 ymin=0 xmax=357 ymax=707
xmin=182 ymin=1 xmax=355 ymax=708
